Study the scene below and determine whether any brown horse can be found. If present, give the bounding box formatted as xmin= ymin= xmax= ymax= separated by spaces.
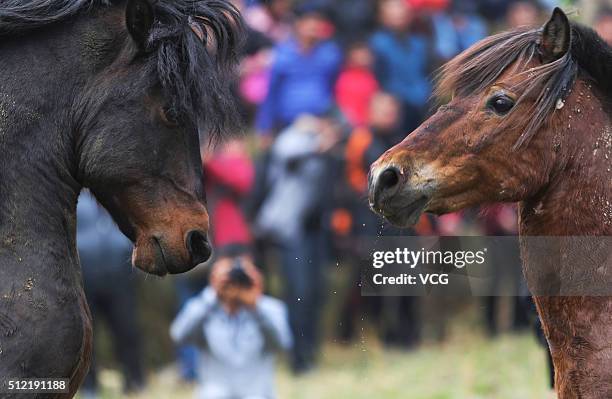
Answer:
xmin=369 ymin=8 xmax=611 ymax=399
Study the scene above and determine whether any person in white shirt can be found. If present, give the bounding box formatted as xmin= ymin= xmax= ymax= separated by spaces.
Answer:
xmin=170 ymin=256 xmax=292 ymax=399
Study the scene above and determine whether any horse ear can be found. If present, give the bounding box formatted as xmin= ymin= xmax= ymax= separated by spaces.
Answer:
xmin=126 ymin=0 xmax=155 ymax=49
xmin=539 ymin=7 xmax=571 ymax=63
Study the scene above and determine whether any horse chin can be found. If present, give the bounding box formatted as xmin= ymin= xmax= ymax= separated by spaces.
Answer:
xmin=380 ymin=197 xmax=430 ymax=228
xmin=132 ymin=232 xmax=204 ymax=276
xmin=131 ymin=237 xmax=169 ymax=276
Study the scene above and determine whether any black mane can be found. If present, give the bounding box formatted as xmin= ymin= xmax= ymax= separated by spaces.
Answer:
xmin=0 ymin=0 xmax=245 ymax=140
xmin=570 ymin=23 xmax=612 ymax=98
xmin=437 ymin=21 xmax=612 ymax=148
xmin=0 ymin=0 xmax=102 ymax=33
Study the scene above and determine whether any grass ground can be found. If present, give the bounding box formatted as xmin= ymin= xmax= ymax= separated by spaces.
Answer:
xmin=88 ymin=331 xmax=555 ymax=399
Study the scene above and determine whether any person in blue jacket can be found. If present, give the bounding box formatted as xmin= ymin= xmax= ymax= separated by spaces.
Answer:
xmin=370 ymin=0 xmax=440 ymax=132
xmin=256 ymin=2 xmax=342 ymax=137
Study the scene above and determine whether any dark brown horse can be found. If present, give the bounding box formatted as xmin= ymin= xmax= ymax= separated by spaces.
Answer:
xmin=0 ymin=0 xmax=242 ymax=397
xmin=369 ymin=8 xmax=611 ymax=399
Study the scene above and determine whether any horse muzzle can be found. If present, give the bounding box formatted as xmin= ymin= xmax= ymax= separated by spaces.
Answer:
xmin=368 ymin=163 xmax=434 ymax=228
xmin=132 ymin=229 xmax=212 ymax=276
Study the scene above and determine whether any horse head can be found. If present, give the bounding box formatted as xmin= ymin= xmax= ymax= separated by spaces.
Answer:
xmin=369 ymin=9 xmax=585 ymax=227
xmin=75 ymin=0 xmax=243 ymax=275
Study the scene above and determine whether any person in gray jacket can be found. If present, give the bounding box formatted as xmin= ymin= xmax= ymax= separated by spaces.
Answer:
xmin=170 ymin=256 xmax=292 ymax=399
xmin=77 ymin=191 xmax=145 ymax=397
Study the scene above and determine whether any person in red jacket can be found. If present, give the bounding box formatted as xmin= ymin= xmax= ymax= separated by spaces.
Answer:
xmin=335 ymin=41 xmax=379 ymax=127
xmin=204 ymin=139 xmax=255 ymax=253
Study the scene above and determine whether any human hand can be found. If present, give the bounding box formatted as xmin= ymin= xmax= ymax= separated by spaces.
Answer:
xmin=210 ymin=257 xmax=264 ymax=312
xmin=210 ymin=259 xmax=242 ymax=306
xmin=236 ymin=260 xmax=263 ymax=309
xmin=210 ymin=258 xmax=232 ymax=294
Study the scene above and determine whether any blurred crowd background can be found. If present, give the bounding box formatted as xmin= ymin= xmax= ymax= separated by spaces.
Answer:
xmin=75 ymin=0 xmax=612 ymax=398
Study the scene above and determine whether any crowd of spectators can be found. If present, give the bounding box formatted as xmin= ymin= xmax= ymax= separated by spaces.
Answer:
xmin=216 ymin=0 xmax=545 ymax=376
xmin=180 ymin=0 xmax=562 ymax=395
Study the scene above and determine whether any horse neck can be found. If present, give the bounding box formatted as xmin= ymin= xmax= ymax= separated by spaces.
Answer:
xmin=519 ymin=79 xmax=612 ymax=236
xmin=0 ymin=23 xmax=93 ymax=271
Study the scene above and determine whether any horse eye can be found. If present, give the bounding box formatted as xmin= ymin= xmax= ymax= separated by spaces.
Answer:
xmin=487 ymin=95 xmax=515 ymax=115
xmin=160 ymin=106 xmax=180 ymax=127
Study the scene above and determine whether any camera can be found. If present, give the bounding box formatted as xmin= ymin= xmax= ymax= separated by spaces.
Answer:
xmin=228 ymin=258 xmax=253 ymax=288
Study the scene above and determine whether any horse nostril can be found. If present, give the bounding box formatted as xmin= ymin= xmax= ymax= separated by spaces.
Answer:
xmin=371 ymin=166 xmax=402 ymax=209
xmin=379 ymin=167 xmax=400 ymax=191
xmin=186 ymin=230 xmax=212 ymax=266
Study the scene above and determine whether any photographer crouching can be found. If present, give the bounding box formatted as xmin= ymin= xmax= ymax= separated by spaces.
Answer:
xmin=170 ymin=256 xmax=293 ymax=399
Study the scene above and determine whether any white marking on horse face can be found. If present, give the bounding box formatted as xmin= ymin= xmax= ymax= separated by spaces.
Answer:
xmin=411 ymin=163 xmax=438 ymax=185
xmin=556 ymin=98 xmax=565 ymax=110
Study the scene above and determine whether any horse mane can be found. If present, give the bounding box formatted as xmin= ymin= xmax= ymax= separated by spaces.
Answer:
xmin=0 ymin=0 xmax=244 ymax=141
xmin=436 ymin=23 xmax=612 ymax=149
xmin=0 ymin=0 xmax=100 ymax=33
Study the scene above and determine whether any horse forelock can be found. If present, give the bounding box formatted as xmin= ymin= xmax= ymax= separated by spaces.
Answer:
xmin=147 ymin=0 xmax=244 ymax=142
xmin=435 ymin=23 xmax=610 ymax=149
xmin=0 ymin=0 xmax=245 ymax=142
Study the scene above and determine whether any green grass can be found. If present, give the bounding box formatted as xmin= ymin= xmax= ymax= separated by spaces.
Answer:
xmin=88 ymin=332 xmax=555 ymax=399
